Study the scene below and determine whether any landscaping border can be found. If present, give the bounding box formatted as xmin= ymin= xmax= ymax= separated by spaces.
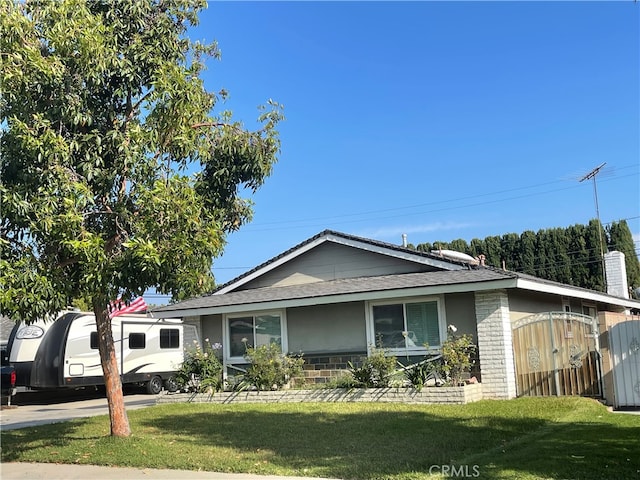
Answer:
xmin=157 ymin=383 xmax=483 ymax=405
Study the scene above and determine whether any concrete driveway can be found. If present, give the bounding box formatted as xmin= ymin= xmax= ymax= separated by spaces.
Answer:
xmin=0 ymin=389 xmax=157 ymax=431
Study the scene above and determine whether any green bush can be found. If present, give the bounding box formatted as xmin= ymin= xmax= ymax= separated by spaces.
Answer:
xmin=348 ymin=347 xmax=397 ymax=388
xmin=242 ymin=343 xmax=305 ymax=391
xmin=404 ymin=358 xmax=443 ymax=391
xmin=441 ymin=326 xmax=476 ymax=386
xmin=174 ymin=339 xmax=223 ymax=393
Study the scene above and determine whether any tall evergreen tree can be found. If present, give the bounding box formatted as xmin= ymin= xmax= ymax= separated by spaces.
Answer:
xmin=584 ymin=219 xmax=607 ymax=291
xmin=519 ymin=230 xmax=537 ymax=275
xmin=500 ymin=233 xmax=520 ymax=271
xmin=567 ymin=224 xmax=591 ymax=288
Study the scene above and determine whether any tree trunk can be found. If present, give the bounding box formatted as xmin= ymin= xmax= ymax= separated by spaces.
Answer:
xmin=93 ymin=298 xmax=131 ymax=437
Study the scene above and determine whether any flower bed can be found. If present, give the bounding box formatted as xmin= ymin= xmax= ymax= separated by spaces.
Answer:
xmin=157 ymin=383 xmax=483 ymax=405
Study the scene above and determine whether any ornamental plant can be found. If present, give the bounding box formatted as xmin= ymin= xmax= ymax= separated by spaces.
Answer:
xmin=348 ymin=347 xmax=398 ymax=388
xmin=242 ymin=343 xmax=304 ymax=391
xmin=174 ymin=339 xmax=223 ymax=393
xmin=441 ymin=325 xmax=476 ymax=386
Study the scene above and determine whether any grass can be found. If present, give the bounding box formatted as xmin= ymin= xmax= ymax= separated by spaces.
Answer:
xmin=1 ymin=397 xmax=638 ymax=479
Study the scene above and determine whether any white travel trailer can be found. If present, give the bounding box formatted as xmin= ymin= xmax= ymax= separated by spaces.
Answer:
xmin=7 ymin=310 xmax=197 ymax=394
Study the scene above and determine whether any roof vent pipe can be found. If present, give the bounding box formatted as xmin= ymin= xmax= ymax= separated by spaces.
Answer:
xmin=402 ymin=234 xmax=407 ymax=248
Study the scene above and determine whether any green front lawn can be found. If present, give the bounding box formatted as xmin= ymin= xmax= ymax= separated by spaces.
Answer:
xmin=1 ymin=397 xmax=638 ymax=479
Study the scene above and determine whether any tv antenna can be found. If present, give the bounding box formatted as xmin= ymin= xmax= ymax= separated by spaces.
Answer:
xmin=579 ymin=162 xmax=607 ymax=290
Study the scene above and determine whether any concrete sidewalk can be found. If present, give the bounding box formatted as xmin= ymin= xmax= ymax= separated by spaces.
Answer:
xmin=1 ymin=462 xmax=340 ymax=480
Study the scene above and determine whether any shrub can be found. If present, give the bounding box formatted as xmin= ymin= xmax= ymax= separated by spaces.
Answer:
xmin=404 ymin=358 xmax=443 ymax=391
xmin=242 ymin=343 xmax=305 ymax=391
xmin=174 ymin=339 xmax=223 ymax=393
xmin=441 ymin=325 xmax=476 ymax=386
xmin=349 ymin=347 xmax=398 ymax=388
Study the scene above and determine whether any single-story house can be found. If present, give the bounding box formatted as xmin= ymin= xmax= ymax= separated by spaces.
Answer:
xmin=153 ymin=230 xmax=640 ymax=399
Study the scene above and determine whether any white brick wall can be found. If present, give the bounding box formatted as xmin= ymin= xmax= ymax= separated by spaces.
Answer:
xmin=158 ymin=384 xmax=484 ymax=405
xmin=604 ymin=251 xmax=629 ymax=299
xmin=475 ymin=290 xmax=517 ymax=399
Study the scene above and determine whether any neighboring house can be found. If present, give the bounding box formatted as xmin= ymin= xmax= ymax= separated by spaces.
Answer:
xmin=153 ymin=230 xmax=640 ymax=399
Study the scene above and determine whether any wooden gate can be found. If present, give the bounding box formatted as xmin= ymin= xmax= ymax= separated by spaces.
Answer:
xmin=512 ymin=312 xmax=602 ymax=397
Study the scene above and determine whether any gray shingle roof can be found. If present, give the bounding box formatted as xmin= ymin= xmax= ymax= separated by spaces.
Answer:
xmin=212 ymin=229 xmax=472 ymax=293
xmin=154 ymin=267 xmax=515 ymax=313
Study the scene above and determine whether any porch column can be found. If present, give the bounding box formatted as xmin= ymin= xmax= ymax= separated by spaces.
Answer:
xmin=474 ymin=290 xmax=517 ymax=399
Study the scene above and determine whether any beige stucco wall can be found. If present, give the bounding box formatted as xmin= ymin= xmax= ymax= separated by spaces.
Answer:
xmin=444 ymin=292 xmax=477 ymax=341
xmin=200 ymin=314 xmax=223 ymax=347
xmin=286 ymin=301 xmax=367 ymax=354
xmin=507 ymin=290 xmax=564 ymax=323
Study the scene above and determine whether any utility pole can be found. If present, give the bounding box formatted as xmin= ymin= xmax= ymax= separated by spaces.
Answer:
xmin=579 ymin=162 xmax=607 ymax=291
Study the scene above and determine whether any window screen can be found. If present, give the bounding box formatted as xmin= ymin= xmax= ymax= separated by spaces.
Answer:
xmin=160 ymin=328 xmax=180 ymax=349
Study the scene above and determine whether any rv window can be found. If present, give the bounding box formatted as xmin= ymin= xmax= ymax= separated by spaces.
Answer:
xmin=90 ymin=332 xmax=99 ymax=349
xmin=129 ymin=333 xmax=146 ymax=349
xmin=160 ymin=329 xmax=180 ymax=349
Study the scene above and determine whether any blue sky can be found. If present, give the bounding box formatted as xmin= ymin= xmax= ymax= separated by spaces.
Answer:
xmin=178 ymin=1 xmax=639 ymax=289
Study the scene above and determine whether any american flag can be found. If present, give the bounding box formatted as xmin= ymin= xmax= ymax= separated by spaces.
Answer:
xmin=109 ymin=297 xmax=147 ymax=318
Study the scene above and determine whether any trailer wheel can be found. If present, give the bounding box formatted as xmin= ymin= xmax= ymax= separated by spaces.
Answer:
xmin=164 ymin=376 xmax=179 ymax=393
xmin=146 ymin=375 xmax=163 ymax=395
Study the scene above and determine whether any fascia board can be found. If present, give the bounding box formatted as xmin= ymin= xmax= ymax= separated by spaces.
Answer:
xmin=516 ymin=278 xmax=640 ymax=309
xmin=153 ymin=278 xmax=517 ymax=318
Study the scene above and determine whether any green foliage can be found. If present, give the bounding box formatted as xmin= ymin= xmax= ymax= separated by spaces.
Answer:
xmin=174 ymin=339 xmax=223 ymax=393
xmin=404 ymin=358 xmax=443 ymax=391
xmin=441 ymin=329 xmax=476 ymax=386
xmin=241 ymin=343 xmax=304 ymax=391
xmin=0 ymin=0 xmax=284 ymax=323
xmin=414 ymin=219 xmax=639 ymax=294
xmin=348 ymin=347 xmax=398 ymax=388
xmin=0 ymin=0 xmax=282 ymax=436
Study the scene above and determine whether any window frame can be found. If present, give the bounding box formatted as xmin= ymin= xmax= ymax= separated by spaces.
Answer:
xmin=128 ymin=332 xmax=146 ymax=350
xmin=223 ymin=309 xmax=287 ymax=363
xmin=159 ymin=328 xmax=181 ymax=349
xmin=366 ymin=295 xmax=446 ymax=356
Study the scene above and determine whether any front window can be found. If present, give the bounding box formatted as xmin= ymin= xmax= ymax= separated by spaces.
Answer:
xmin=227 ymin=313 xmax=283 ymax=358
xmin=370 ymin=298 xmax=443 ymax=353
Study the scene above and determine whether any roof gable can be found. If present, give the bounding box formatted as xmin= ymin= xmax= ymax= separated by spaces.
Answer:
xmin=214 ymin=230 xmax=471 ymax=294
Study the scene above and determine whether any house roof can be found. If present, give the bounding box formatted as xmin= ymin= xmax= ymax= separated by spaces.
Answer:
xmin=213 ymin=229 xmax=473 ymax=294
xmin=153 ymin=268 xmax=509 ymax=316
xmin=152 ymin=266 xmax=640 ymax=318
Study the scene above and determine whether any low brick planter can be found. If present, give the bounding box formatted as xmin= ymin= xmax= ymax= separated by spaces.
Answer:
xmin=157 ymin=383 xmax=483 ymax=405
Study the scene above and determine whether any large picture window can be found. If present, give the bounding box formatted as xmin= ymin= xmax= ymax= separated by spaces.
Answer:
xmin=369 ymin=298 xmax=443 ymax=353
xmin=227 ymin=313 xmax=283 ymax=358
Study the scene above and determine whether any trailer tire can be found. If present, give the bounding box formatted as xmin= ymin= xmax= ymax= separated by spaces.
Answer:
xmin=146 ymin=375 xmax=163 ymax=395
xmin=164 ymin=376 xmax=179 ymax=393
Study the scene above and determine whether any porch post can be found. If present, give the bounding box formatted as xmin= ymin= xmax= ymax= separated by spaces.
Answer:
xmin=474 ymin=289 xmax=517 ymax=399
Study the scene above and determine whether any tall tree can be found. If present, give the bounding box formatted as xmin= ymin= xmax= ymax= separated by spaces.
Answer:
xmin=585 ymin=219 xmax=607 ymax=291
xmin=500 ymin=233 xmax=520 ymax=271
xmin=0 ymin=0 xmax=282 ymax=436
xmin=518 ymin=230 xmax=537 ymax=275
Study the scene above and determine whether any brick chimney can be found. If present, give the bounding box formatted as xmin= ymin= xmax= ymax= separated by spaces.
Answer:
xmin=604 ymin=251 xmax=629 ymax=299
